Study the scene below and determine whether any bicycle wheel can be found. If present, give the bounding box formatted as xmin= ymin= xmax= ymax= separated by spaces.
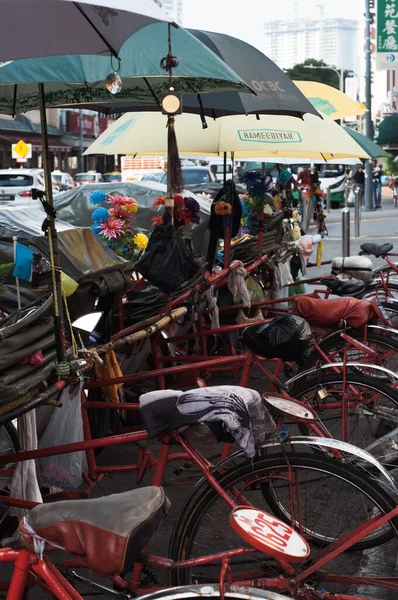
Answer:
xmin=169 ymin=453 xmax=398 ymax=589
xmin=135 ymin=585 xmax=289 ymax=600
xmin=361 ymin=281 xmax=398 ymax=301
xmin=375 ymin=299 xmax=398 ymax=327
xmin=289 ymin=372 xmax=398 ymax=459
xmin=300 ymin=329 xmax=398 ymax=375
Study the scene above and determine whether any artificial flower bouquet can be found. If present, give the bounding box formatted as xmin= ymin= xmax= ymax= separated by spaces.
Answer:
xmin=90 ymin=190 xmax=148 ymax=262
xmin=152 ymin=194 xmax=200 ymax=235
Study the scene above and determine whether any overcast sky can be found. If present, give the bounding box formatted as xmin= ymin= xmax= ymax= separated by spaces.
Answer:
xmin=183 ymin=0 xmax=362 ymax=52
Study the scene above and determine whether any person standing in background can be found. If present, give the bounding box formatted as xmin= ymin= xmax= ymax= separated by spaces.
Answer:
xmin=372 ymin=160 xmax=383 ymax=209
xmin=297 ymin=166 xmax=312 ymax=186
xmin=353 ymin=164 xmax=365 ymax=204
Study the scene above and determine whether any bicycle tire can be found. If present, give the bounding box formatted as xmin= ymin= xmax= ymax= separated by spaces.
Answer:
xmin=361 ymin=281 xmax=398 ymax=301
xmin=289 ymin=371 xmax=398 ymax=456
xmin=300 ymin=329 xmax=398 ymax=373
xmin=134 ymin=585 xmax=289 ymax=600
xmin=375 ymin=299 xmax=398 ymax=327
xmin=169 ymin=452 xmax=398 ymax=587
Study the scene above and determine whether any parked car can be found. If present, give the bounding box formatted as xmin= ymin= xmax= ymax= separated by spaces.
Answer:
xmin=161 ymin=167 xmax=216 ymax=188
xmin=140 ymin=171 xmax=164 ymax=183
xmin=74 ymin=171 xmax=104 ymax=186
xmin=103 ymin=172 xmax=122 ymax=182
xmin=53 ymin=181 xmax=211 ymax=255
xmin=0 ymin=168 xmax=56 ymax=206
xmin=52 ymin=170 xmax=75 ymax=191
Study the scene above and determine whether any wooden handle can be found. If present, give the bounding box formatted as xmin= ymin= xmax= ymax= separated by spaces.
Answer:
xmin=96 ymin=306 xmax=188 ymax=355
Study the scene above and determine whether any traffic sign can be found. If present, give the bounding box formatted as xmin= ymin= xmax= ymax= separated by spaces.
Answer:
xmin=16 ymin=158 xmax=28 ymax=163
xmin=12 ymin=139 xmax=32 ymax=160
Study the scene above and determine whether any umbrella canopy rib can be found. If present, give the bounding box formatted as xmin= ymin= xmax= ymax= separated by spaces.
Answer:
xmin=72 ymin=1 xmax=118 ymax=58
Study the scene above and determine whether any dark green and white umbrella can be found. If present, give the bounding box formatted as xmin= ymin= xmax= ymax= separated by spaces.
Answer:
xmin=343 ymin=127 xmax=391 ymax=159
xmin=0 ymin=3 xmax=252 ymax=366
xmin=0 ymin=24 xmax=250 ymax=114
xmin=0 ymin=0 xmax=171 ymax=61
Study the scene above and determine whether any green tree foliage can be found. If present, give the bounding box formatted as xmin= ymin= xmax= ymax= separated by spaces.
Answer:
xmin=384 ymin=156 xmax=398 ymax=176
xmin=286 ymin=59 xmax=348 ymax=90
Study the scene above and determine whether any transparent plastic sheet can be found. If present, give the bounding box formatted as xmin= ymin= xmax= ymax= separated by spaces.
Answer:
xmin=38 ymin=379 xmax=87 ymax=491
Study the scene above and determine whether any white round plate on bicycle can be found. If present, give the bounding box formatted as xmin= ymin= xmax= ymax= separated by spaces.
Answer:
xmin=230 ymin=507 xmax=309 ymax=563
xmin=263 ymin=395 xmax=317 ymax=421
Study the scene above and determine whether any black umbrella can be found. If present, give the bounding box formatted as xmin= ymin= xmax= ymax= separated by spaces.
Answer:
xmin=70 ymin=29 xmax=318 ymax=119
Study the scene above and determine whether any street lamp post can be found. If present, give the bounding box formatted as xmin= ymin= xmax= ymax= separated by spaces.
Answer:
xmin=364 ymin=0 xmax=374 ymax=211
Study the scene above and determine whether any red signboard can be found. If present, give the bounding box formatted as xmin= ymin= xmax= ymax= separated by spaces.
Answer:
xmin=67 ymin=112 xmax=113 ymax=137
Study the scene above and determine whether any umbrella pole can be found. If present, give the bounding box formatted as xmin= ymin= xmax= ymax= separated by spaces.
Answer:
xmin=164 ymin=23 xmax=183 ymax=224
xmin=222 ymin=152 xmax=231 ymax=268
xmin=38 ymin=83 xmax=66 ymax=367
xmin=223 ymin=181 xmax=232 ymax=269
xmin=258 ymin=163 xmax=265 ymax=257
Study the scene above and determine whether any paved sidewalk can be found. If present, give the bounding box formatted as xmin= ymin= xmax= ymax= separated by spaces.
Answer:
xmin=306 ymin=187 xmax=398 ymax=277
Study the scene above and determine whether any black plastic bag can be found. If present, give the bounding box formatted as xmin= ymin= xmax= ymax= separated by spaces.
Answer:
xmin=242 ymin=315 xmax=313 ymax=363
xmin=206 ymin=180 xmax=243 ymax=268
xmin=87 ymin=387 xmax=120 ymax=450
xmin=136 ymin=219 xmax=200 ymax=294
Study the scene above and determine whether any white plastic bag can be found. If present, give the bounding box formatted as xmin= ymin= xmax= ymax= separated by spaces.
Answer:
xmin=38 ymin=379 xmax=87 ymax=490
xmin=9 ymin=410 xmax=43 ymax=518
xmin=347 ymin=189 xmax=356 ymax=206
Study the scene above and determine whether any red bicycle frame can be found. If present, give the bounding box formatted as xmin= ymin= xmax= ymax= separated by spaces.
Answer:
xmin=2 ymin=493 xmax=398 ymax=598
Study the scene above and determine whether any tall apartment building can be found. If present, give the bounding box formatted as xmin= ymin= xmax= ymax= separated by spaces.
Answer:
xmin=264 ymin=18 xmax=358 ymax=72
xmin=155 ymin=0 xmax=183 ymax=24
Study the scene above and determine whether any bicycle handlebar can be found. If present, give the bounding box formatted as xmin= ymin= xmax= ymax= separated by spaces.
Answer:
xmin=0 ymin=379 xmax=67 ymax=427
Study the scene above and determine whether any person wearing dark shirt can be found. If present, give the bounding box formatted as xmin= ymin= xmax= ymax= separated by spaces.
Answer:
xmin=352 ymin=165 xmax=365 ymax=204
xmin=310 ymin=166 xmax=320 ymax=185
xmin=353 ymin=166 xmax=365 ymax=186
xmin=373 ymin=160 xmax=383 ymax=209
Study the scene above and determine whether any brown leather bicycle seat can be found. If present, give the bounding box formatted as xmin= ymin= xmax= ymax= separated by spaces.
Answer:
xmin=23 ymin=487 xmax=169 ymax=577
xmin=296 ymin=296 xmax=376 ymax=328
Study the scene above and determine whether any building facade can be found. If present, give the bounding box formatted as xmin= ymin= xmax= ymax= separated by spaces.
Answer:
xmin=159 ymin=0 xmax=183 ymax=24
xmin=264 ymin=18 xmax=358 ymax=72
xmin=0 ymin=109 xmax=116 ymax=173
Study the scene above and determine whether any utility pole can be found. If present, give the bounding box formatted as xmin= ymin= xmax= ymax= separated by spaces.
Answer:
xmin=364 ymin=0 xmax=374 ymax=211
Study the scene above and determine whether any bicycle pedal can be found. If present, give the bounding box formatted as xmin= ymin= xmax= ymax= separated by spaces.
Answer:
xmin=173 ymin=461 xmax=196 ymax=475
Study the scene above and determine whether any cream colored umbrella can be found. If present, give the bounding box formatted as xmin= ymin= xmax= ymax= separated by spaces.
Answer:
xmin=84 ymin=111 xmax=370 ymax=160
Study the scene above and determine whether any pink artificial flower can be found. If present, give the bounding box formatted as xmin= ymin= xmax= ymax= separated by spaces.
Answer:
xmin=109 ymin=206 xmax=130 ymax=220
xmin=98 ymin=218 xmax=125 ymax=239
xmin=109 ymin=195 xmax=138 ymax=210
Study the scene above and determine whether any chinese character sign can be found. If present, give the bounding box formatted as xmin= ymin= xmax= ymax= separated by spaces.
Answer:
xmin=377 ymin=0 xmax=398 ymax=69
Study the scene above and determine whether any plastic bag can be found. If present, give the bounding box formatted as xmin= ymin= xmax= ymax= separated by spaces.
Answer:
xmin=38 ymin=379 xmax=87 ymax=490
xmin=9 ymin=410 xmax=42 ymax=518
xmin=242 ymin=314 xmax=313 ymax=363
xmin=347 ymin=189 xmax=356 ymax=206
xmin=136 ymin=220 xmax=200 ymax=294
xmin=331 ymin=256 xmax=373 ymax=282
